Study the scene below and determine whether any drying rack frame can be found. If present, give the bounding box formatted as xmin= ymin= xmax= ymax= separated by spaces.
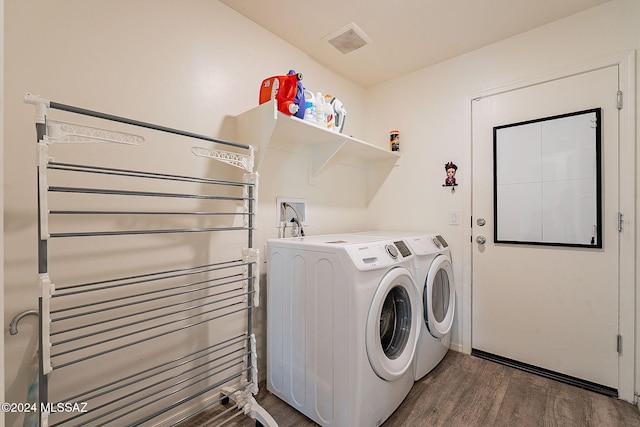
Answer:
xmin=24 ymin=93 xmax=276 ymax=427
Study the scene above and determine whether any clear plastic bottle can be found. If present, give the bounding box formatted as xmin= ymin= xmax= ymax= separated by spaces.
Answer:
xmin=324 ymin=94 xmax=335 ymax=131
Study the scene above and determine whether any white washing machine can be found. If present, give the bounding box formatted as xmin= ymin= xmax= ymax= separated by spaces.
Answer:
xmin=353 ymin=232 xmax=456 ymax=380
xmin=267 ymin=234 xmax=422 ymax=427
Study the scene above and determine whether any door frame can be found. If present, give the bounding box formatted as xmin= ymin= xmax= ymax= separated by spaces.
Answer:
xmin=461 ymin=51 xmax=636 ymax=403
xmin=1 ymin=0 xmax=5 ymax=412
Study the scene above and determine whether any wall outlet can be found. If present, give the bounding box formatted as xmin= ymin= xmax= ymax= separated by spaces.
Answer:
xmin=276 ymin=197 xmax=307 ymax=227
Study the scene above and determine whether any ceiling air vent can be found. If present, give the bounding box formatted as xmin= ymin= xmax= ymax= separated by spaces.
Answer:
xmin=323 ymin=22 xmax=372 ymax=54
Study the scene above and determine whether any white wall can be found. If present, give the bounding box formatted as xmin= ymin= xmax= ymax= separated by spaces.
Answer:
xmin=4 ymin=0 xmax=640 ymax=421
xmin=3 ymin=1 xmax=371 ymax=425
xmin=1 ymin=0 xmax=6 ymax=425
xmin=365 ymin=0 xmax=639 ymax=400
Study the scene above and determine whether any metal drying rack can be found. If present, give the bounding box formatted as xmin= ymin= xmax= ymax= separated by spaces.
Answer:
xmin=24 ymin=93 xmax=276 ymax=427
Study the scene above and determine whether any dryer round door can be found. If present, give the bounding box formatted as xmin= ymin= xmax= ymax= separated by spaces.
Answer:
xmin=366 ymin=267 xmax=420 ymax=381
xmin=424 ymin=255 xmax=455 ymax=339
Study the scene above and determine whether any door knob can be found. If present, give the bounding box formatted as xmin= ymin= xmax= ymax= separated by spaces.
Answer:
xmin=476 ymin=217 xmax=486 ymax=226
xmin=476 ymin=235 xmax=487 ymax=245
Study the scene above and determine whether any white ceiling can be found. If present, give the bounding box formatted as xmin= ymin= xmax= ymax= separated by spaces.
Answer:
xmin=220 ymin=0 xmax=611 ymax=87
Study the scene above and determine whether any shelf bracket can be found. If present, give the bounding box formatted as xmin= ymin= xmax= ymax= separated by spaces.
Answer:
xmin=366 ymin=157 xmax=400 ymax=201
xmin=310 ymin=140 xmax=346 ymax=176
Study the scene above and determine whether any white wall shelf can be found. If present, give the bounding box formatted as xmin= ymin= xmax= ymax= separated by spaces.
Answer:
xmin=235 ymin=100 xmax=400 ymax=179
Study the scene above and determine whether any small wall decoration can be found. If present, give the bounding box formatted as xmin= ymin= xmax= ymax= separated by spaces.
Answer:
xmin=390 ymin=130 xmax=400 ymax=152
xmin=443 ymin=161 xmax=458 ymax=188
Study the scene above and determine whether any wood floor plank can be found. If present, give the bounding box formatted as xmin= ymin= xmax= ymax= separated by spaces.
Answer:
xmin=452 ymin=354 xmax=510 ymax=427
xmin=492 ymin=368 xmax=551 ymax=426
xmin=179 ymin=351 xmax=640 ymax=427
xmin=544 ymin=379 xmax=592 ymax=426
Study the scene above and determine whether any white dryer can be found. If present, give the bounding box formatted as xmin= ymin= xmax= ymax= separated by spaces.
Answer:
xmin=267 ymin=234 xmax=421 ymax=427
xmin=403 ymin=234 xmax=455 ymax=380
xmin=353 ymin=232 xmax=456 ymax=380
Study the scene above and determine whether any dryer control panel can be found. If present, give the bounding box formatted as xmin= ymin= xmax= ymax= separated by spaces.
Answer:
xmin=403 ymin=235 xmax=448 ymax=256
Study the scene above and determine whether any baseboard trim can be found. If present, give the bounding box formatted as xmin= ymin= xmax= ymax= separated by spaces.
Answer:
xmin=471 ymin=349 xmax=618 ymax=398
xmin=449 ymin=340 xmax=464 ymax=353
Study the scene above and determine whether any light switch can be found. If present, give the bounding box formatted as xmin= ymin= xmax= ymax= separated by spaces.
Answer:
xmin=449 ymin=210 xmax=460 ymax=226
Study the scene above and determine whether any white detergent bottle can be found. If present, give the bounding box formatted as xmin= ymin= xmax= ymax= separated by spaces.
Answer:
xmin=303 ymin=90 xmax=316 ymax=122
xmin=315 ymin=92 xmax=327 ymax=126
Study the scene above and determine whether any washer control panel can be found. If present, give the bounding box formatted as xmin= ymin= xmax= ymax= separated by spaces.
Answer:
xmin=394 ymin=240 xmax=412 ymax=257
xmin=385 ymin=244 xmax=399 ymax=259
xmin=345 ymin=240 xmax=413 ymax=271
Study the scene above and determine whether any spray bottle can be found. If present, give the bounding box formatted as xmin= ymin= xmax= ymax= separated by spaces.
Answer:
xmin=331 ymin=98 xmax=347 ymax=133
xmin=327 ymin=96 xmax=347 ymax=133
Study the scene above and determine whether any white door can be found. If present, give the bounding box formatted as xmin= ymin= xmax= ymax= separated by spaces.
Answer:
xmin=471 ymin=65 xmax=619 ymax=391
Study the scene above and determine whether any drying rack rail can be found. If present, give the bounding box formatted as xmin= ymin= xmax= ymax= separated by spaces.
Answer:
xmin=25 ymin=94 xmax=276 ymax=427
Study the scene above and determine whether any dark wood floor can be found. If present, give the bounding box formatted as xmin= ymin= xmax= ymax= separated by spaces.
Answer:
xmin=184 ymin=351 xmax=640 ymax=427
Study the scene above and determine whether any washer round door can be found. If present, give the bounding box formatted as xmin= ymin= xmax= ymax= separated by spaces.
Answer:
xmin=366 ymin=267 xmax=420 ymax=381
xmin=424 ymin=255 xmax=455 ymax=338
